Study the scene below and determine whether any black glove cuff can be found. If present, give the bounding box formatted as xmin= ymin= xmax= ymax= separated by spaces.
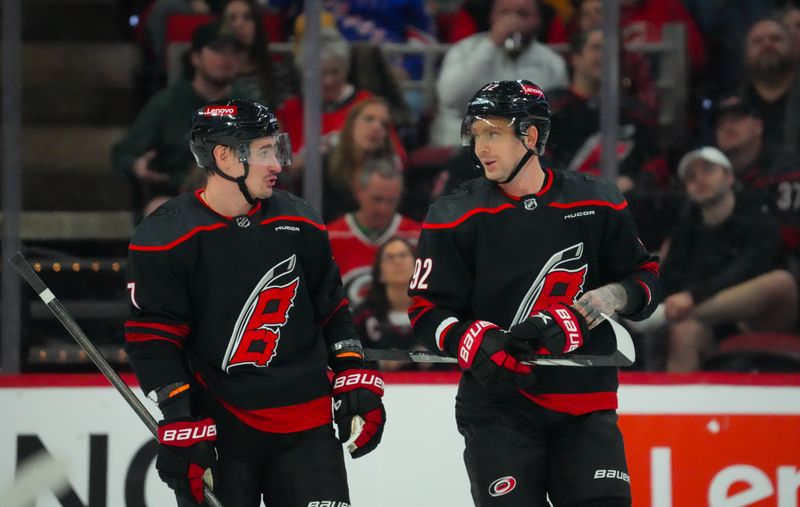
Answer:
xmin=157 ymin=389 xmax=192 ymax=420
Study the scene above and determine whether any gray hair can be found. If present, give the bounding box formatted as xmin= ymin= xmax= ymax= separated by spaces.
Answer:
xmin=295 ymin=27 xmax=350 ymax=74
xmin=356 ymin=157 xmax=403 ymax=189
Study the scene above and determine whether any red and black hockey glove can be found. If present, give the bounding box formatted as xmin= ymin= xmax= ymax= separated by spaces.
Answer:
xmin=509 ymin=303 xmax=590 ymax=354
xmin=156 ymin=417 xmax=218 ymax=503
xmin=332 ymin=369 xmax=386 ymax=459
xmin=456 ymin=320 xmax=537 ymax=393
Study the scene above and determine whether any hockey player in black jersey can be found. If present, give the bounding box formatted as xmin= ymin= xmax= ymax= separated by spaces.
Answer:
xmin=124 ymin=98 xmax=385 ymax=506
xmin=408 ymin=80 xmax=660 ymax=506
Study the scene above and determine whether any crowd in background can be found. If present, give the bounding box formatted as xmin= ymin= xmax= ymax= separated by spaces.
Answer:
xmin=107 ymin=0 xmax=800 ymax=372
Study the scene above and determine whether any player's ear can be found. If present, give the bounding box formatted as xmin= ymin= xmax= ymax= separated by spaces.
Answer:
xmin=525 ymin=125 xmax=539 ymax=150
xmin=212 ymin=145 xmax=230 ymax=168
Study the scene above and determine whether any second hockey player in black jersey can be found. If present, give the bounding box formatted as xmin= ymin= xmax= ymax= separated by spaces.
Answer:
xmin=124 ymin=99 xmax=386 ymax=506
xmin=408 ymin=80 xmax=660 ymax=506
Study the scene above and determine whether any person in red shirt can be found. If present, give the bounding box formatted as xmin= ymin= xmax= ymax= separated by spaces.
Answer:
xmin=327 ymin=158 xmax=421 ymax=306
xmin=276 ymin=27 xmax=406 ymax=185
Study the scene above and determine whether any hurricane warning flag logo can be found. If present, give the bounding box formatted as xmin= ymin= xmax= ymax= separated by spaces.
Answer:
xmin=222 ymin=255 xmax=299 ymax=371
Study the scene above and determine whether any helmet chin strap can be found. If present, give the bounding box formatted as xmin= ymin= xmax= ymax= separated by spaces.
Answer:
xmin=211 ymin=147 xmax=258 ymax=206
xmin=498 ymin=138 xmax=536 ymax=184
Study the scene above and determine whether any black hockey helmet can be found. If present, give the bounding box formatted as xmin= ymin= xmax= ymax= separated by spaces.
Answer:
xmin=189 ymin=98 xmax=290 ymax=203
xmin=461 ymin=79 xmax=551 ymax=156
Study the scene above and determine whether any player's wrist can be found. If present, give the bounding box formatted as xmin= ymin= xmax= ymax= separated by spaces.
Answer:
xmin=155 ymin=383 xmax=192 ymax=420
xmin=617 ymin=279 xmax=642 ymax=316
xmin=328 ymin=338 xmax=366 ymax=374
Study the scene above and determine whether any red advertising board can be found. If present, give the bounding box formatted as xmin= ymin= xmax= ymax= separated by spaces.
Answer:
xmin=622 ymin=415 xmax=800 ymax=506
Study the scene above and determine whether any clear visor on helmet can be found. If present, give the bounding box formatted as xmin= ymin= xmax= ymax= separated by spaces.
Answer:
xmin=460 ymin=116 xmax=517 ymax=146
xmin=240 ymin=132 xmax=292 ymax=166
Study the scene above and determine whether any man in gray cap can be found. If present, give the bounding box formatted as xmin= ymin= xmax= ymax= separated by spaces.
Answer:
xmin=657 ymin=146 xmax=793 ymax=371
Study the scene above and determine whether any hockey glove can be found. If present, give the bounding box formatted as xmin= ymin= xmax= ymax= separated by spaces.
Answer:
xmin=332 ymin=369 xmax=386 ymax=459
xmin=509 ymin=303 xmax=589 ymax=354
xmin=456 ymin=320 xmax=536 ymax=393
xmin=156 ymin=417 xmax=217 ymax=503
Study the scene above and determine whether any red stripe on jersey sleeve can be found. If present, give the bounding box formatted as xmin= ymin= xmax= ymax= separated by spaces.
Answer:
xmin=129 ymin=223 xmax=228 ymax=252
xmin=320 ymin=298 xmax=349 ymax=327
xmin=548 ymin=199 xmax=628 ymax=210
xmin=260 ymin=216 xmax=326 ymax=230
xmin=125 ymin=320 xmax=190 ymax=338
xmin=637 ymin=279 xmax=652 ymax=306
xmin=124 ymin=332 xmax=183 ymax=348
xmin=638 ymin=261 xmax=660 ymax=275
xmin=422 ymin=204 xmax=515 ymax=230
xmin=408 ymin=296 xmax=435 ymax=326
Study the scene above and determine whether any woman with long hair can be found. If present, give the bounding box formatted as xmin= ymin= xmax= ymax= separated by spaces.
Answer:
xmin=221 ymin=0 xmax=294 ymax=108
xmin=323 ymin=97 xmax=401 ymax=221
xmin=353 ymin=237 xmax=429 ymax=371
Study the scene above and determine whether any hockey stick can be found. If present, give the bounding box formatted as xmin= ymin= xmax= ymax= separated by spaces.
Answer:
xmin=9 ymin=252 xmax=224 ymax=507
xmin=364 ymin=315 xmax=635 ymax=367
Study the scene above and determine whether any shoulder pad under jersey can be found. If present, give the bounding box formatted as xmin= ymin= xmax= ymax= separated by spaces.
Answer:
xmin=425 ymin=178 xmax=507 ymax=226
xmin=555 ymin=171 xmax=627 ymax=208
xmin=269 ymin=189 xmax=325 ymax=226
xmin=130 ymin=193 xmax=219 ymax=250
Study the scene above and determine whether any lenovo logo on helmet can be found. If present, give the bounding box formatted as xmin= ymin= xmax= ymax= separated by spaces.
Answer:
xmin=521 ymin=84 xmax=543 ymax=97
xmin=203 ymin=106 xmax=238 ymax=116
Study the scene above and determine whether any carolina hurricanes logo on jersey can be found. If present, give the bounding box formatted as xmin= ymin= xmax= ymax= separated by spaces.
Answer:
xmin=511 ymin=243 xmax=588 ymax=326
xmin=222 ymin=255 xmax=299 ymax=372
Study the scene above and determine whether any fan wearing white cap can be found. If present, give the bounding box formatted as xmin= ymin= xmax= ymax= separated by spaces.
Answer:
xmin=660 ymin=146 xmax=790 ymax=372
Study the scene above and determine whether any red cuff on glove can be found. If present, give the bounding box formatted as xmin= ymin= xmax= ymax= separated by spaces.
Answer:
xmin=332 ymin=369 xmax=385 ymax=397
xmin=158 ymin=418 xmax=217 ymax=447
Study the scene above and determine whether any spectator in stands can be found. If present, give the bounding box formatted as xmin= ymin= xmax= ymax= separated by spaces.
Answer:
xmin=221 ymin=0 xmax=295 ymax=108
xmin=112 ymin=20 xmax=245 ymax=218
xmin=322 ymin=98 xmax=406 ymax=221
xmin=292 ymin=12 xmax=411 ymax=128
xmin=328 ymin=159 xmax=421 ymax=307
xmin=714 ymin=95 xmax=800 ymax=264
xmin=318 ymin=0 xmax=434 ymax=113
xmin=277 ymin=28 xmax=407 ymax=183
xmin=547 ymin=28 xmax=668 ymax=249
xmin=429 ymin=0 xmax=568 ymax=147
xmin=659 ymin=147 xmax=790 ymax=371
xmin=571 ymin=0 xmax=659 ymax=113
xmin=737 ymin=18 xmax=800 ymax=165
xmin=144 ymin=0 xmax=214 ymax=76
xmin=443 ymin=0 xmax=569 ymax=45
xmin=778 ymin=3 xmax=800 ymax=60
xmin=618 ymin=0 xmax=707 ymax=74
xmin=353 ymin=237 xmax=427 ymax=371
xmin=682 ymin=0 xmax=773 ymax=98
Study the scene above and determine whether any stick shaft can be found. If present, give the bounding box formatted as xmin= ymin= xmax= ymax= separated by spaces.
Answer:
xmin=9 ymin=252 xmax=223 ymax=507
xmin=364 ymin=348 xmax=631 ymax=367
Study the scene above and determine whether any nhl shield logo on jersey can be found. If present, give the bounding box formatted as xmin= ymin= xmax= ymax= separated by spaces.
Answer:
xmin=523 ymin=197 xmax=537 ymax=211
xmin=235 ymin=216 xmax=251 ymax=228
xmin=222 ymin=255 xmax=299 ymax=371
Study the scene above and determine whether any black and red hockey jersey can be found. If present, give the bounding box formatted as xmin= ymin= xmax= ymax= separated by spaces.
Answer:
xmin=408 ymin=169 xmax=660 ymax=415
xmin=124 ymin=189 xmax=357 ymax=433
